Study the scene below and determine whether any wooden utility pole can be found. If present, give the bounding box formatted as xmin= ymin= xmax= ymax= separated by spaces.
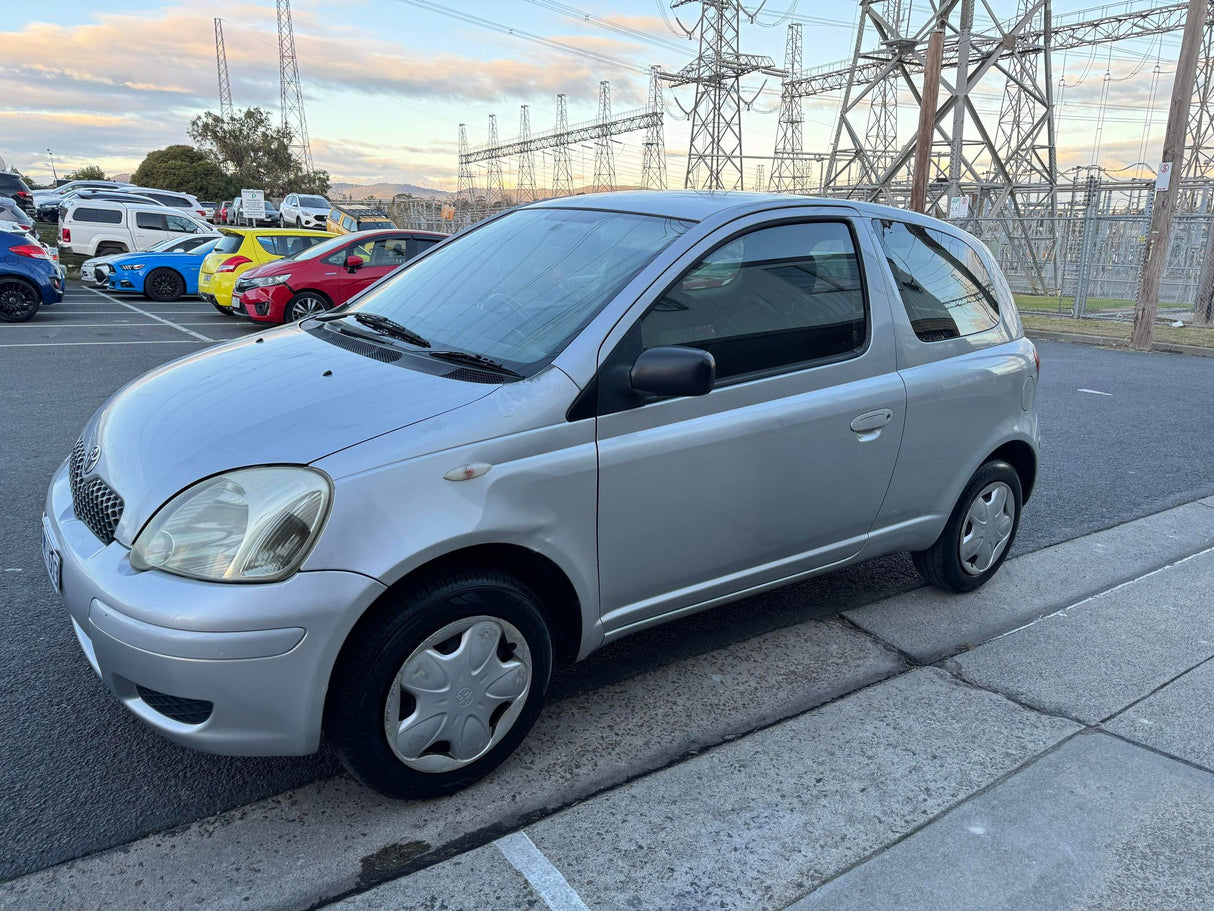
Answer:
xmin=911 ymin=30 xmax=945 ymax=213
xmin=1131 ymin=0 xmax=1208 ymax=350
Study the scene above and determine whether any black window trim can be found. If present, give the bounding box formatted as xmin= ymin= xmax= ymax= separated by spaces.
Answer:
xmin=872 ymin=217 xmax=1001 ymax=344
xmin=569 ymin=215 xmax=873 ymax=420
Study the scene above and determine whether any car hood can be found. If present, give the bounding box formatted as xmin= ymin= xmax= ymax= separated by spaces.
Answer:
xmin=82 ymin=325 xmax=497 ymax=544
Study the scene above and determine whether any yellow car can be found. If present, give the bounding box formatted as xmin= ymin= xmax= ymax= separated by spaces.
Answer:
xmin=198 ymin=228 xmax=337 ymax=312
xmin=326 ymin=203 xmax=396 ymax=235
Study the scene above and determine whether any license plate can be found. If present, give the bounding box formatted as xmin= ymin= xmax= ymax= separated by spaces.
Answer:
xmin=41 ymin=517 xmax=62 ymax=593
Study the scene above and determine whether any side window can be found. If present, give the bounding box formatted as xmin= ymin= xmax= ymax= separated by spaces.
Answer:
xmin=406 ymin=237 xmax=439 ymax=258
xmin=873 ymin=219 xmax=999 ymax=342
xmin=367 ymin=238 xmax=408 ymax=266
xmin=136 ymin=212 xmax=168 ymax=231
xmin=165 ymin=214 xmax=199 ymax=234
xmin=73 ymin=207 xmax=123 ymax=224
xmin=637 ymin=221 xmax=868 ymax=383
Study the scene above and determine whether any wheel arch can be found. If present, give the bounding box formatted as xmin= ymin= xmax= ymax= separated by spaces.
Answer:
xmin=987 ymin=438 xmax=1037 ymax=503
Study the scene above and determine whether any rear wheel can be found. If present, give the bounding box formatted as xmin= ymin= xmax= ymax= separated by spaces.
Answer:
xmin=95 ymin=243 xmax=126 ymax=257
xmin=326 ymin=569 xmax=553 ymax=799
xmin=0 ymin=277 xmax=40 ymax=322
xmin=913 ymin=460 xmax=1022 ymax=593
xmin=144 ymin=268 xmax=186 ymax=302
xmin=285 ymin=291 xmax=330 ymax=321
xmin=211 ymin=301 xmax=232 ymax=316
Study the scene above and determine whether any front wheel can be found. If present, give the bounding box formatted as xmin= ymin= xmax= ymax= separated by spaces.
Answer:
xmin=285 ymin=291 xmax=330 ymax=321
xmin=0 ymin=277 xmax=40 ymax=322
xmin=144 ymin=268 xmax=186 ymax=302
xmin=912 ymin=460 xmax=1022 ymax=593
xmin=326 ymin=569 xmax=553 ymax=799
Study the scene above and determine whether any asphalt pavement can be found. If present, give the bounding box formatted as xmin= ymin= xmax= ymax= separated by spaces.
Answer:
xmin=1 ymin=284 xmax=1213 ymax=884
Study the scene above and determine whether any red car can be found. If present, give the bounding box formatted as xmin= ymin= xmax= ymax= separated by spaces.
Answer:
xmin=232 ymin=229 xmax=446 ymax=323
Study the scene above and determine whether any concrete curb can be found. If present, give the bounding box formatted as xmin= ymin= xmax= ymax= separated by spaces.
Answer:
xmin=1026 ymin=328 xmax=1214 ymax=358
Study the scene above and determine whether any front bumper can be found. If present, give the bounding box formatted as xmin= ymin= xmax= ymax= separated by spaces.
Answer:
xmin=44 ymin=461 xmax=386 ymax=755
xmin=234 ymin=283 xmax=291 ymax=322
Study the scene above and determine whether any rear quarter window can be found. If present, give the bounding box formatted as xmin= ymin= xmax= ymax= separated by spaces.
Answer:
xmin=72 ymin=207 xmax=124 ymax=224
xmin=872 ymin=219 xmax=999 ymax=342
xmin=214 ymin=234 xmax=245 ymax=254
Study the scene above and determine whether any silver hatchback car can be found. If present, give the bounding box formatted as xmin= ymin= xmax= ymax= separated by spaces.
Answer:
xmin=43 ymin=192 xmax=1038 ymax=797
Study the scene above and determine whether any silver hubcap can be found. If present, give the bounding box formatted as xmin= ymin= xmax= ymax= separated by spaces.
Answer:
xmin=290 ymin=296 xmax=327 ymax=319
xmin=959 ymin=481 xmax=1015 ymax=575
xmin=384 ymin=615 xmax=532 ymax=773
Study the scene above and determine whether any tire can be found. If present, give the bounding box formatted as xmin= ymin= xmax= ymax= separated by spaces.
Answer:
xmin=285 ymin=291 xmax=331 ymax=321
xmin=913 ymin=460 xmax=1022 ymax=593
xmin=327 ymin=569 xmax=553 ymax=799
xmin=211 ymin=301 xmax=232 ymax=316
xmin=295 ymin=217 xmax=302 ymax=229
xmin=0 ymin=277 xmax=41 ymax=322
xmin=144 ymin=268 xmax=186 ymax=302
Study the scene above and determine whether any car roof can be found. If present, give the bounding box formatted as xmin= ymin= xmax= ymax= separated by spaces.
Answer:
xmin=219 ymin=227 xmax=338 ymax=237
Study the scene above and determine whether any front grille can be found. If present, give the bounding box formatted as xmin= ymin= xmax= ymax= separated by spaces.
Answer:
xmin=68 ymin=438 xmax=124 ymax=544
xmin=135 ymin=685 xmax=214 ymax=725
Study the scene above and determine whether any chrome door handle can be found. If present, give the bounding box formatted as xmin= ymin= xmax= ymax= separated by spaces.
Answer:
xmin=850 ymin=409 xmax=894 ymax=439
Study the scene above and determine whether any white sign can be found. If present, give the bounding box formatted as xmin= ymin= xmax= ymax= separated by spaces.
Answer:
xmin=1156 ymin=161 xmax=1173 ymax=192
xmin=948 ymin=195 xmax=970 ymax=219
xmin=240 ymin=189 xmax=266 ymax=221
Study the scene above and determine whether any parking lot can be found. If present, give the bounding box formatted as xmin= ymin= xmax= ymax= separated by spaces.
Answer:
xmin=3 ymin=284 xmax=1214 ymax=905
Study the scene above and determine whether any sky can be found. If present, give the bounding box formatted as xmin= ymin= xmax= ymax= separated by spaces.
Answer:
xmin=0 ymin=0 xmax=1186 ymax=191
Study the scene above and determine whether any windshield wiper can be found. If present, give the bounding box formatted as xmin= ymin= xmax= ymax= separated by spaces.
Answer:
xmin=344 ymin=312 xmax=431 ymax=348
xmin=428 ymin=349 xmax=523 ymax=378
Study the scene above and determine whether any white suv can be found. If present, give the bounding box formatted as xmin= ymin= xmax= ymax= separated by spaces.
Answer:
xmin=116 ymin=187 xmax=207 ymax=221
xmin=60 ymin=201 xmax=213 ymax=257
xmin=280 ymin=193 xmax=332 ymax=229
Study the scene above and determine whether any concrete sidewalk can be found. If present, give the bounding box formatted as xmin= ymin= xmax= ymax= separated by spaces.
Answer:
xmin=4 ymin=497 xmax=1213 ymax=911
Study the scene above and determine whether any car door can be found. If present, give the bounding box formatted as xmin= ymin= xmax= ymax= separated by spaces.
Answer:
xmin=594 ymin=215 xmax=906 ymax=634
xmin=132 ymin=210 xmax=169 ymax=249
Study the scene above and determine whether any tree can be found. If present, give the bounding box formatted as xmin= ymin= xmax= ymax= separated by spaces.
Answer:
xmin=132 ymin=145 xmax=238 ymax=200
xmin=188 ymin=107 xmax=329 ymax=198
xmin=65 ymin=164 xmax=106 ymax=181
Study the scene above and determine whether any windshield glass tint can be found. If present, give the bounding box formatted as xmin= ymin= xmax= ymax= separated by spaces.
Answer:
xmin=347 ymin=207 xmax=692 ymax=371
xmin=300 ymin=196 xmax=329 ymax=207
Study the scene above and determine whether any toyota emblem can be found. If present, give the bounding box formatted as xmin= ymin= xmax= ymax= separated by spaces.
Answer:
xmin=83 ymin=446 xmax=101 ymax=474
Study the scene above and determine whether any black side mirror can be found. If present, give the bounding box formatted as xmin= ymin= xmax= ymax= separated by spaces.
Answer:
xmin=630 ymin=346 xmax=715 ymax=398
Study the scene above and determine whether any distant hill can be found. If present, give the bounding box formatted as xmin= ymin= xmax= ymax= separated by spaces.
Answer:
xmin=329 ymin=182 xmax=450 ymax=200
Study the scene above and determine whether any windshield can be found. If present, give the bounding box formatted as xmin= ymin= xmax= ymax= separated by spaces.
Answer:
xmin=300 ymin=196 xmax=329 ymax=207
xmin=281 ymin=233 xmax=348 ymax=261
xmin=344 ymin=207 xmax=693 ymax=373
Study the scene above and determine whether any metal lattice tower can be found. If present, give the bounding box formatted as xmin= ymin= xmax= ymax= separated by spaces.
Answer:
xmin=214 ymin=18 xmax=233 ymax=119
xmin=593 ymin=81 xmax=617 ymax=193
xmin=517 ymin=106 xmax=537 ymax=203
xmin=276 ymin=0 xmax=313 ymax=172
xmin=863 ymin=0 xmax=908 ymax=181
xmin=664 ymin=1 xmax=774 ymax=190
xmin=641 ymin=66 xmax=669 ymax=190
xmin=1185 ymin=16 xmax=1214 ymax=180
xmin=457 ymin=123 xmax=476 ymax=211
xmin=485 ymin=115 xmax=506 ymax=207
xmin=770 ymin=23 xmax=804 ymax=193
xmin=552 ymin=94 xmax=574 ymax=197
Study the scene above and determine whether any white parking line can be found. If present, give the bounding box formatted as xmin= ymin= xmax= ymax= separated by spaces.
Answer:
xmin=495 ymin=832 xmax=590 ymax=911
xmin=0 ymin=340 xmax=202 ymax=348
xmin=86 ymin=287 xmax=213 ymax=342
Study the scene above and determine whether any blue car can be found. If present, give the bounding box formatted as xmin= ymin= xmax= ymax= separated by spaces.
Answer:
xmin=1 ymin=230 xmax=63 ymax=322
xmin=106 ymin=236 xmax=221 ymax=301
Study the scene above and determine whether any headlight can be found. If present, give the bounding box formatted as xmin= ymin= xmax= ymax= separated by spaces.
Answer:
xmin=120 ymin=263 xmax=146 ymax=271
xmin=130 ymin=466 xmax=331 ymax=582
xmin=246 ymin=273 xmax=291 ymax=288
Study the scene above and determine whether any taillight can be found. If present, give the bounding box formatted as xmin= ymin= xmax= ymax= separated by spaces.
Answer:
xmin=198 ymin=210 xmax=207 ymax=217
xmin=217 ymin=255 xmax=251 ymax=273
xmin=14 ymin=190 xmax=31 ymax=200
xmin=11 ymin=244 xmax=51 ymax=260
xmin=1033 ymin=344 xmax=1040 ymax=376
xmin=61 ymin=228 xmax=71 ymax=243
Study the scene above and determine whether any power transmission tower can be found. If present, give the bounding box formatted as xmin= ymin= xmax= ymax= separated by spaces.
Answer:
xmin=457 ymin=123 xmax=476 ymax=218
xmin=485 ymin=114 xmax=506 ymax=207
xmin=753 ymin=163 xmax=766 ymax=191
xmin=641 ymin=66 xmax=669 ymax=190
xmin=552 ymin=94 xmax=574 ymax=197
xmin=770 ymin=23 xmax=803 ymax=193
xmin=214 ymin=18 xmax=234 ymax=119
xmin=276 ymin=0 xmax=313 ymax=172
xmin=1185 ymin=17 xmax=1214 ymax=180
xmin=863 ymin=0 xmax=908 ymax=182
xmin=663 ymin=1 xmax=775 ymax=190
xmin=517 ymin=105 xmax=537 ymax=203
xmin=593 ymin=81 xmax=616 ymax=193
